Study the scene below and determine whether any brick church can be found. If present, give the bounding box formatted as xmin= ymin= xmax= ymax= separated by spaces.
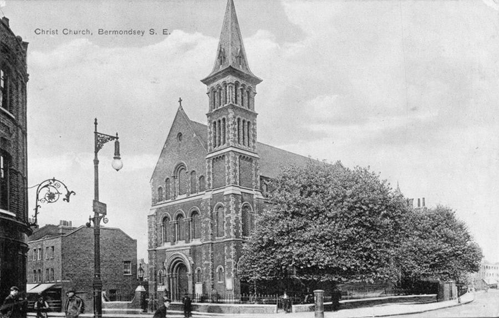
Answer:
xmin=148 ymin=0 xmax=309 ymax=301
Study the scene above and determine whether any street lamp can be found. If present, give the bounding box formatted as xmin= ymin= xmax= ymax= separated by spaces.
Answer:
xmin=29 ymin=178 xmax=75 ymax=228
xmin=87 ymin=118 xmax=122 ymax=318
xmin=138 ymin=264 xmax=145 ymax=282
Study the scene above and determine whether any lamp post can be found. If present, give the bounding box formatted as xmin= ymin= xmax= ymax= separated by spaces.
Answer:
xmin=138 ymin=264 xmax=147 ymax=312
xmin=29 ymin=178 xmax=75 ymax=228
xmin=87 ymin=118 xmax=123 ymax=318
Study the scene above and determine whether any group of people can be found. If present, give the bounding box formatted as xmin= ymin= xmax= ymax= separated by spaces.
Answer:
xmin=152 ymin=294 xmax=192 ymax=318
xmin=0 ymin=286 xmax=84 ymax=318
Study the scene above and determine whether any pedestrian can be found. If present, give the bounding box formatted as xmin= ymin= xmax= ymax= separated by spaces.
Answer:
xmin=64 ymin=289 xmax=85 ymax=318
xmin=331 ymin=286 xmax=342 ymax=311
xmin=182 ymin=294 xmax=192 ymax=318
xmin=282 ymin=291 xmax=291 ymax=313
xmin=34 ymin=294 xmax=50 ymax=318
xmin=153 ymin=296 xmax=171 ymax=318
xmin=0 ymin=286 xmax=24 ymax=318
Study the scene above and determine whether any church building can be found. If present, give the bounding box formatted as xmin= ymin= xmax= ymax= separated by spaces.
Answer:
xmin=148 ymin=0 xmax=309 ymax=301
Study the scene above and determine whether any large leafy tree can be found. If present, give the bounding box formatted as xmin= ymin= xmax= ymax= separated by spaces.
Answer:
xmin=238 ymin=161 xmax=408 ymax=287
xmin=396 ymin=205 xmax=483 ymax=283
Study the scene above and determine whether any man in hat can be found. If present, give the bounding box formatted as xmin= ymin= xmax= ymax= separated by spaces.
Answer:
xmin=153 ymin=296 xmax=171 ymax=318
xmin=64 ymin=289 xmax=85 ymax=318
xmin=0 ymin=286 xmax=24 ymax=318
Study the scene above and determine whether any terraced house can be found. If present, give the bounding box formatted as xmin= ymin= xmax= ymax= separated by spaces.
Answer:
xmin=148 ymin=0 xmax=309 ymax=302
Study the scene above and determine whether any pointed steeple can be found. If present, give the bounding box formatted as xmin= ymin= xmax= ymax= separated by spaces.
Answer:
xmin=202 ymin=0 xmax=261 ymax=85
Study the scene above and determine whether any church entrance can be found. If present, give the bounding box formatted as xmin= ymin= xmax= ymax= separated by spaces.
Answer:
xmin=169 ymin=259 xmax=190 ymax=301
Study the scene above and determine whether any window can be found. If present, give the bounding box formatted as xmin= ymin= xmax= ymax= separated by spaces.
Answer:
xmin=0 ymin=153 xmax=9 ymax=210
xmin=196 ymin=268 xmax=202 ymax=283
xmin=217 ymin=266 xmax=224 ymax=283
xmin=177 ymin=166 xmax=187 ymax=196
xmin=38 ymin=269 xmax=41 ymax=283
xmin=199 ymin=176 xmax=205 ymax=192
xmin=123 ymin=261 xmax=132 ymax=275
xmin=158 ymin=187 xmax=164 ymax=202
xmin=37 ymin=248 xmax=41 ymax=260
xmin=46 ymin=247 xmax=49 ymax=260
xmin=190 ymin=171 xmax=197 ymax=194
xmin=50 ymin=268 xmax=54 ymax=282
xmin=191 ymin=211 xmax=200 ymax=239
xmin=0 ymin=69 xmax=8 ymax=110
xmin=242 ymin=204 xmax=252 ymax=237
xmin=222 ymin=118 xmax=226 ymax=145
xmin=158 ymin=270 xmax=164 ymax=285
xmin=235 ymin=82 xmax=239 ymax=104
xmin=51 ymin=246 xmax=55 ymax=259
xmin=32 ymin=250 xmax=36 ymax=261
xmin=165 ymin=178 xmax=171 ymax=200
xmin=33 ymin=270 xmax=36 ymax=283
xmin=45 ymin=269 xmax=49 ymax=282
xmin=162 ymin=217 xmax=170 ymax=243
xmin=176 ymin=214 xmax=185 ymax=241
xmin=216 ymin=206 xmax=224 ymax=237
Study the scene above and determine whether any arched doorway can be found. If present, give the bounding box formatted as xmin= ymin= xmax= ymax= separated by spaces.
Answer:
xmin=168 ymin=258 xmax=191 ymax=301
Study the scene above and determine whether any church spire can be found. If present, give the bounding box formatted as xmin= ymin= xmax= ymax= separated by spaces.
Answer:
xmin=202 ymin=0 xmax=261 ymax=84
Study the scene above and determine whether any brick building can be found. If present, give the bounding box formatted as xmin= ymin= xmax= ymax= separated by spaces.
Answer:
xmin=0 ymin=16 xmax=30 ymax=304
xmin=148 ymin=0 xmax=310 ymax=302
xmin=27 ymin=221 xmax=138 ymax=311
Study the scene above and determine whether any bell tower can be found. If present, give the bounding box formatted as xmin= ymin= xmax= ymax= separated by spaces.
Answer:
xmin=200 ymin=0 xmax=263 ymax=296
xmin=201 ymin=0 xmax=262 ymax=190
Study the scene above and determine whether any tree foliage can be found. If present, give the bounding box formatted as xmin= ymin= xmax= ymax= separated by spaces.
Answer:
xmin=396 ymin=205 xmax=483 ymax=282
xmin=238 ymin=161 xmax=408 ymax=284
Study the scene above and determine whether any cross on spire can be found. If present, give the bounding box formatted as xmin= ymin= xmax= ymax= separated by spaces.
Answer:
xmin=178 ymin=97 xmax=182 ymax=107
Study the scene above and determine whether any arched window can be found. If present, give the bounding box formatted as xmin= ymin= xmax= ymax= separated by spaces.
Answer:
xmin=237 ymin=118 xmax=241 ymax=144
xmin=50 ymin=268 xmax=54 ymax=282
xmin=242 ymin=204 xmax=252 ymax=237
xmin=242 ymin=119 xmax=246 ymax=146
xmin=158 ymin=187 xmax=164 ymax=202
xmin=246 ymin=121 xmax=251 ymax=147
xmin=38 ymin=269 xmax=42 ymax=283
xmin=191 ymin=211 xmax=201 ymax=239
xmin=213 ymin=121 xmax=217 ymax=148
xmin=190 ymin=171 xmax=197 ymax=194
xmin=162 ymin=216 xmax=170 ymax=243
xmin=216 ymin=205 xmax=224 ymax=237
xmin=247 ymin=90 xmax=251 ymax=108
xmin=240 ymin=86 xmax=245 ymax=106
xmin=33 ymin=270 xmax=36 ymax=283
xmin=218 ymin=88 xmax=222 ymax=107
xmin=158 ymin=270 xmax=164 ymax=284
xmin=222 ymin=118 xmax=226 ymax=145
xmin=235 ymin=82 xmax=239 ymax=104
xmin=165 ymin=178 xmax=171 ymax=200
xmin=177 ymin=166 xmax=187 ymax=196
xmin=196 ymin=268 xmax=202 ymax=283
xmin=217 ymin=119 xmax=221 ymax=147
xmin=176 ymin=214 xmax=185 ymax=241
xmin=217 ymin=266 xmax=224 ymax=283
xmin=211 ymin=89 xmax=217 ymax=109
xmin=223 ymin=83 xmax=227 ymax=105
xmin=199 ymin=176 xmax=206 ymax=192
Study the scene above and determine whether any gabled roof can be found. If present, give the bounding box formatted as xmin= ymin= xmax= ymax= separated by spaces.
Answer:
xmin=201 ymin=0 xmax=261 ymax=84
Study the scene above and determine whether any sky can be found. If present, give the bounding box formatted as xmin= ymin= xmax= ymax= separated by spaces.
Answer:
xmin=2 ymin=0 xmax=498 ymax=263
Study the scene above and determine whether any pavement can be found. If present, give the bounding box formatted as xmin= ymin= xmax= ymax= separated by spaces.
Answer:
xmin=27 ymin=292 xmax=475 ymax=318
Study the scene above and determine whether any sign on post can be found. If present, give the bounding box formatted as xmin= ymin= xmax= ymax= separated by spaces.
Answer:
xmin=93 ymin=200 xmax=107 ymax=215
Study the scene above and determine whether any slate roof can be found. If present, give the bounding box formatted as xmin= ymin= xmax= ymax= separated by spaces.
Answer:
xmin=189 ymin=119 xmax=311 ymax=179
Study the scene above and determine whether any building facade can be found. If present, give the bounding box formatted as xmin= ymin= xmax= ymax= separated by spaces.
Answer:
xmin=27 ymin=221 xmax=138 ymax=311
xmin=477 ymin=261 xmax=499 ymax=287
xmin=148 ymin=0 xmax=310 ymax=302
xmin=0 ymin=16 xmax=30 ymax=304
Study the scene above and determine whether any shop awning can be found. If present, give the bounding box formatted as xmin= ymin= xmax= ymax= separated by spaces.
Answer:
xmin=27 ymin=283 xmax=56 ymax=294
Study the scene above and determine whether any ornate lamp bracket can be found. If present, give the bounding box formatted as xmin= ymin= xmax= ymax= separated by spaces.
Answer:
xmin=29 ymin=178 xmax=75 ymax=228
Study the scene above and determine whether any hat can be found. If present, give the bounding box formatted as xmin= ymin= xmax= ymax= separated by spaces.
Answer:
xmin=66 ymin=289 xmax=75 ymax=294
xmin=10 ymin=286 xmax=19 ymax=291
xmin=163 ymin=296 xmax=171 ymax=302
